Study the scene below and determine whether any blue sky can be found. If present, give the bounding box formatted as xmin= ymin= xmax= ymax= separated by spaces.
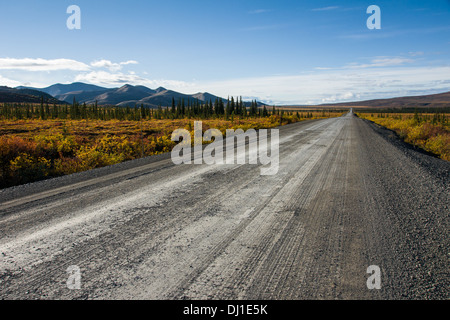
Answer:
xmin=0 ymin=0 xmax=449 ymax=105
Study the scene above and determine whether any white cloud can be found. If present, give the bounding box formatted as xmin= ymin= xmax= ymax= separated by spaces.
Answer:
xmin=345 ymin=57 xmax=414 ymax=69
xmin=190 ymin=66 xmax=450 ymax=105
xmin=72 ymin=64 xmax=444 ymax=105
xmin=90 ymin=60 xmax=119 ymax=71
xmin=74 ymin=71 xmax=146 ymax=86
xmin=408 ymin=51 xmax=424 ymax=57
xmin=74 ymin=70 xmax=191 ymax=89
xmin=0 ymin=58 xmax=90 ymax=71
xmin=0 ymin=75 xmax=22 ymax=87
xmin=315 ymin=56 xmax=415 ymax=71
xmin=0 ymin=57 xmax=139 ymax=73
xmin=321 ymin=92 xmax=360 ymax=103
xmin=312 ymin=6 xmax=340 ymax=11
xmin=90 ymin=59 xmax=138 ymax=72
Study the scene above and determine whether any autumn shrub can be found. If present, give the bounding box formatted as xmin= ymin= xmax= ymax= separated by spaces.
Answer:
xmin=359 ymin=113 xmax=450 ymax=161
xmin=0 ymin=136 xmax=38 ymax=186
xmin=54 ymin=157 xmax=82 ymax=175
xmin=425 ymin=134 xmax=450 ymax=161
xmin=9 ymin=153 xmax=51 ymax=184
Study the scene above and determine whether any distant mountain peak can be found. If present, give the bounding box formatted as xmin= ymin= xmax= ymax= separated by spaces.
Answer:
xmin=117 ymin=84 xmax=135 ymax=92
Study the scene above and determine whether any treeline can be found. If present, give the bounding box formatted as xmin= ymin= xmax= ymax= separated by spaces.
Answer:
xmin=0 ymin=97 xmax=276 ymax=121
xmin=0 ymin=97 xmax=341 ymax=122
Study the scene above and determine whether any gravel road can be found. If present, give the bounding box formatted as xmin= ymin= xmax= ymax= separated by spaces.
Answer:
xmin=0 ymin=112 xmax=448 ymax=300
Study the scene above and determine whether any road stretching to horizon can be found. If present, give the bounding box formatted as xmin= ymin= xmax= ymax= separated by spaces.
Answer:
xmin=0 ymin=112 xmax=448 ymax=300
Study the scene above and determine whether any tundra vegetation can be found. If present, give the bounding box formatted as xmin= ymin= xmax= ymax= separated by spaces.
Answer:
xmin=0 ymin=99 xmax=344 ymax=188
xmin=358 ymin=110 xmax=449 ymax=161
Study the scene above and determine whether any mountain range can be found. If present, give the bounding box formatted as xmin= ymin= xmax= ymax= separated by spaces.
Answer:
xmin=16 ymin=82 xmax=249 ymax=108
xmin=0 ymin=86 xmax=63 ymax=104
xmin=322 ymin=91 xmax=450 ymax=109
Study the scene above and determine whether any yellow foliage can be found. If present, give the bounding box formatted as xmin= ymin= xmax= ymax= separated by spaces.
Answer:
xmin=359 ymin=113 xmax=449 ymax=161
xmin=425 ymin=135 xmax=450 ymax=161
xmin=10 ymin=153 xmax=51 ymax=182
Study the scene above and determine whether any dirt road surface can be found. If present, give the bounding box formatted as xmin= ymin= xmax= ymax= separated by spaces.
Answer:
xmin=0 ymin=112 xmax=448 ymax=300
